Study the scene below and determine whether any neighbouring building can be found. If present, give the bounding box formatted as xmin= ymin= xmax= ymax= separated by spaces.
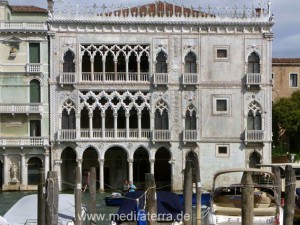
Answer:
xmin=0 ymin=1 xmax=49 ymax=190
xmin=272 ymin=58 xmax=300 ymax=101
xmin=47 ymin=0 xmax=274 ymax=191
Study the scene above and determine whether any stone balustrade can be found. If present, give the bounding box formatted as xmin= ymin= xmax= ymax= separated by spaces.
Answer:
xmin=0 ymin=104 xmax=42 ymax=114
xmin=0 ymin=137 xmax=49 ymax=147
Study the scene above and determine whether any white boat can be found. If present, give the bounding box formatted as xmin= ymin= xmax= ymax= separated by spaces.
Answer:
xmin=0 ymin=194 xmax=79 ymax=225
xmin=205 ymin=168 xmax=283 ymax=225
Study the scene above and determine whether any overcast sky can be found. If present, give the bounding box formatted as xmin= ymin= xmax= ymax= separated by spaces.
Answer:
xmin=8 ymin=0 xmax=300 ymax=58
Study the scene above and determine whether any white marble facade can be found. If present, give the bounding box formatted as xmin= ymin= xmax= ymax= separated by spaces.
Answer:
xmin=47 ymin=0 xmax=274 ymax=191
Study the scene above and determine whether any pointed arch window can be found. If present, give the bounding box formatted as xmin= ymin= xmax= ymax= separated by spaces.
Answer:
xmin=248 ymin=52 xmax=260 ymax=73
xmin=62 ymin=100 xmax=76 ymax=129
xmin=249 ymin=151 xmax=261 ymax=168
xmin=247 ymin=102 xmax=262 ymax=130
xmin=185 ymin=105 xmax=197 ymax=130
xmin=30 ymin=79 xmax=40 ymax=103
xmin=63 ymin=50 xmax=75 ymax=72
xmin=156 ymin=51 xmax=167 ymax=73
xmin=155 ymin=100 xmax=169 ymax=130
xmin=185 ymin=52 xmax=197 ymax=73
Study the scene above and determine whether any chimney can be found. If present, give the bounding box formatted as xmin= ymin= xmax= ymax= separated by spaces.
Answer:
xmin=0 ymin=0 xmax=9 ymax=20
xmin=48 ymin=0 xmax=54 ymax=13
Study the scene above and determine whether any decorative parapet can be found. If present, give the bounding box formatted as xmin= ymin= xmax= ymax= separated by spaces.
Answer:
xmin=0 ymin=22 xmax=47 ymax=31
xmin=0 ymin=137 xmax=49 ymax=147
xmin=49 ymin=1 xmax=273 ymax=24
xmin=0 ymin=104 xmax=43 ymax=115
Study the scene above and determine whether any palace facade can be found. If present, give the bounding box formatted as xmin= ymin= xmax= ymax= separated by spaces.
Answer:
xmin=47 ymin=0 xmax=274 ymax=191
xmin=0 ymin=0 xmax=49 ymax=190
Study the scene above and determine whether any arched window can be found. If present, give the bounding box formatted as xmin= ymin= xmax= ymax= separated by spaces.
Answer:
xmin=61 ymin=100 xmax=76 ymax=129
xmin=185 ymin=52 xmax=197 ymax=73
xmin=248 ymin=52 xmax=260 ymax=73
xmin=247 ymin=102 xmax=262 ymax=130
xmin=155 ymin=100 xmax=169 ymax=130
xmin=249 ymin=151 xmax=261 ymax=168
xmin=185 ymin=105 xmax=197 ymax=130
xmin=63 ymin=50 xmax=75 ymax=72
xmin=156 ymin=51 xmax=167 ymax=73
xmin=30 ymin=79 xmax=40 ymax=103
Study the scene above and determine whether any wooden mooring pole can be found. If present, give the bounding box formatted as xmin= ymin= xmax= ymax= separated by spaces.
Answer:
xmin=241 ymin=171 xmax=254 ymax=225
xmin=272 ymin=166 xmax=282 ymax=206
xmin=38 ymin=167 xmax=45 ymax=225
xmin=75 ymin=166 xmax=82 ymax=225
xmin=145 ymin=173 xmax=157 ymax=225
xmin=192 ymin=155 xmax=201 ymax=225
xmin=284 ymin=165 xmax=296 ymax=225
xmin=90 ymin=167 xmax=97 ymax=225
xmin=45 ymin=171 xmax=59 ymax=225
xmin=183 ymin=159 xmax=193 ymax=225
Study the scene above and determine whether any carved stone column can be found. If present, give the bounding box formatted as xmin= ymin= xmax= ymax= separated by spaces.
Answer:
xmin=137 ymin=59 xmax=140 ymax=81
xmin=20 ymin=153 xmax=27 ymax=190
xmin=76 ymin=113 xmax=81 ymax=139
xmin=53 ymin=160 xmax=62 ymax=190
xmin=138 ymin=112 xmax=142 ymax=138
xmin=101 ymin=112 xmax=106 ymax=138
xmin=114 ymin=112 xmax=118 ymax=138
xmin=91 ymin=59 xmax=94 ymax=81
xmin=128 ymin=159 xmax=133 ymax=182
xmin=150 ymin=159 xmax=155 ymax=174
xmin=126 ymin=59 xmax=129 ymax=81
xmin=99 ymin=159 xmax=104 ymax=192
xmin=169 ymin=159 xmax=175 ymax=192
xmin=89 ymin=112 xmax=93 ymax=138
xmin=102 ymin=59 xmax=106 ymax=81
xmin=2 ymin=154 xmax=8 ymax=189
xmin=114 ymin=60 xmax=118 ymax=81
xmin=126 ymin=113 xmax=130 ymax=139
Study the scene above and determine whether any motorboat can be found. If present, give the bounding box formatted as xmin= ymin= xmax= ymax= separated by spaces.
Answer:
xmin=0 ymin=194 xmax=80 ymax=225
xmin=105 ymin=192 xmax=126 ymax=206
xmin=205 ymin=168 xmax=283 ymax=225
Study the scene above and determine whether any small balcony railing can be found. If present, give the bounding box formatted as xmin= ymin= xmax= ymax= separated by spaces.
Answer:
xmin=244 ymin=130 xmax=264 ymax=143
xmin=26 ymin=63 xmax=41 ymax=73
xmin=0 ymin=137 xmax=49 ymax=147
xmin=80 ymin=72 xmax=150 ymax=83
xmin=0 ymin=22 xmax=47 ymax=31
xmin=60 ymin=73 xmax=76 ymax=84
xmin=246 ymin=73 xmax=262 ymax=87
xmin=183 ymin=130 xmax=198 ymax=143
xmin=153 ymin=73 xmax=168 ymax=86
xmin=182 ymin=73 xmax=198 ymax=85
xmin=58 ymin=129 xmax=76 ymax=140
xmin=153 ymin=130 xmax=171 ymax=142
xmin=0 ymin=104 xmax=42 ymax=114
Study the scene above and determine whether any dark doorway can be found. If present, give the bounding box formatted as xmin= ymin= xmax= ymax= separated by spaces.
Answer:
xmin=27 ymin=157 xmax=43 ymax=185
xmin=154 ymin=147 xmax=171 ymax=191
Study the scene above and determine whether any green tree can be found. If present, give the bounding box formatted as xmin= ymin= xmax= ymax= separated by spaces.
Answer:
xmin=273 ymin=91 xmax=300 ymax=155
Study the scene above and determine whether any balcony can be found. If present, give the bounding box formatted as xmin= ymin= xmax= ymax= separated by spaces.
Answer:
xmin=0 ymin=104 xmax=42 ymax=115
xmin=58 ymin=129 xmax=151 ymax=140
xmin=0 ymin=22 xmax=47 ymax=31
xmin=81 ymin=72 xmax=150 ymax=83
xmin=153 ymin=73 xmax=168 ymax=87
xmin=60 ymin=73 xmax=76 ymax=85
xmin=26 ymin=63 xmax=42 ymax=73
xmin=0 ymin=137 xmax=49 ymax=147
xmin=152 ymin=130 xmax=171 ymax=143
xmin=244 ymin=130 xmax=264 ymax=144
xmin=182 ymin=73 xmax=198 ymax=86
xmin=246 ymin=73 xmax=262 ymax=88
xmin=183 ymin=130 xmax=198 ymax=144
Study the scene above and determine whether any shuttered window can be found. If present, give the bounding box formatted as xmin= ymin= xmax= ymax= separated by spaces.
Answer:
xmin=29 ymin=43 xmax=40 ymax=63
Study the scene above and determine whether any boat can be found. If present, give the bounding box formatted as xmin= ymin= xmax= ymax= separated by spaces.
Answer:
xmin=177 ymin=192 xmax=211 ymax=206
xmin=105 ymin=192 xmax=126 ymax=206
xmin=0 ymin=194 xmax=82 ymax=225
xmin=205 ymin=168 xmax=283 ymax=225
xmin=110 ymin=190 xmax=183 ymax=225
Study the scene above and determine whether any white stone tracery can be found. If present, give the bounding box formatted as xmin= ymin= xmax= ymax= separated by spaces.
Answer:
xmin=248 ymin=101 xmax=262 ymax=117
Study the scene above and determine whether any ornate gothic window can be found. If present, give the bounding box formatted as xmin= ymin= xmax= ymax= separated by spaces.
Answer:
xmin=185 ymin=105 xmax=197 ymax=130
xmin=156 ymin=51 xmax=167 ymax=73
xmin=184 ymin=52 xmax=197 ymax=73
xmin=62 ymin=100 xmax=76 ymax=129
xmin=30 ymin=79 xmax=40 ymax=103
xmin=155 ymin=100 xmax=169 ymax=130
xmin=248 ymin=52 xmax=260 ymax=73
xmin=63 ymin=50 xmax=75 ymax=72
xmin=247 ymin=101 xmax=262 ymax=130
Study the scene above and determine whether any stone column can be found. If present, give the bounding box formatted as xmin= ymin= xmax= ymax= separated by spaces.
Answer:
xmin=76 ymin=113 xmax=81 ymax=139
xmin=44 ymin=150 xmax=50 ymax=178
xmin=20 ymin=153 xmax=27 ymax=190
xmin=99 ymin=159 xmax=104 ymax=192
xmin=138 ymin=112 xmax=142 ymax=138
xmin=169 ymin=159 xmax=175 ymax=192
xmin=150 ymin=113 xmax=155 ymax=136
xmin=126 ymin=113 xmax=130 ymax=139
xmin=126 ymin=59 xmax=129 ymax=81
xmin=2 ymin=154 xmax=8 ymax=189
xmin=150 ymin=159 xmax=155 ymax=174
xmin=89 ymin=112 xmax=93 ymax=138
xmin=76 ymin=159 xmax=82 ymax=172
xmin=137 ymin=59 xmax=140 ymax=81
xmin=54 ymin=160 xmax=62 ymax=191
xmin=91 ymin=59 xmax=94 ymax=81
xmin=128 ymin=159 xmax=133 ymax=182
xmin=102 ymin=60 xmax=106 ymax=81
xmin=58 ymin=114 xmax=62 ymax=139
xmin=114 ymin=60 xmax=118 ymax=81
xmin=101 ymin=112 xmax=106 ymax=138
xmin=114 ymin=112 xmax=118 ymax=138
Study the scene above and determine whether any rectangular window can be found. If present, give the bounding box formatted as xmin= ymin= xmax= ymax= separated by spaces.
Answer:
xmin=290 ymin=73 xmax=298 ymax=87
xmin=217 ymin=49 xmax=227 ymax=58
xmin=216 ymin=144 xmax=230 ymax=157
xmin=216 ymin=100 xmax=227 ymax=111
xmin=29 ymin=43 xmax=40 ymax=63
xmin=213 ymin=95 xmax=231 ymax=115
xmin=30 ymin=120 xmax=41 ymax=137
xmin=214 ymin=45 xmax=230 ymax=61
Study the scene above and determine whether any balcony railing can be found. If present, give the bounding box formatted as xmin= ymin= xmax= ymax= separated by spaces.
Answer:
xmin=245 ymin=130 xmax=264 ymax=143
xmin=183 ymin=130 xmax=198 ymax=142
xmin=80 ymin=72 xmax=150 ymax=83
xmin=26 ymin=63 xmax=42 ymax=73
xmin=0 ymin=137 xmax=49 ymax=147
xmin=0 ymin=104 xmax=42 ymax=114
xmin=0 ymin=22 xmax=47 ymax=31
xmin=58 ymin=129 xmax=151 ymax=140
xmin=153 ymin=130 xmax=171 ymax=142
xmin=246 ymin=73 xmax=262 ymax=87
xmin=153 ymin=73 xmax=168 ymax=86
xmin=60 ymin=73 xmax=76 ymax=84
xmin=182 ymin=73 xmax=198 ymax=85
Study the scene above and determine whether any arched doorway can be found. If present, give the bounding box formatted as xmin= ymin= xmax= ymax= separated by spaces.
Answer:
xmin=104 ymin=147 xmax=128 ymax=190
xmin=61 ymin=147 xmax=77 ymax=190
xmin=155 ymin=147 xmax=171 ymax=191
xmin=0 ymin=159 xmax=3 ymax=190
xmin=82 ymin=147 xmax=99 ymax=189
xmin=133 ymin=147 xmax=150 ymax=189
xmin=27 ymin=157 xmax=43 ymax=185
xmin=249 ymin=151 xmax=261 ymax=168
